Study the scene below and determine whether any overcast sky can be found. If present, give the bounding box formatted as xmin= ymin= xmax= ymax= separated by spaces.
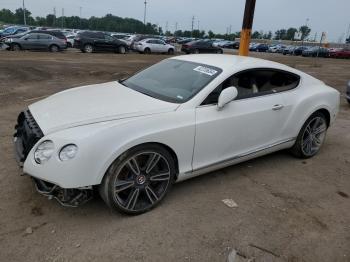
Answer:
xmin=1 ymin=0 xmax=349 ymax=42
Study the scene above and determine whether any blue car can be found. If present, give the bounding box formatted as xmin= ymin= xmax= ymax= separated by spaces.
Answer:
xmin=249 ymin=43 xmax=269 ymax=52
xmin=0 ymin=26 xmax=29 ymax=38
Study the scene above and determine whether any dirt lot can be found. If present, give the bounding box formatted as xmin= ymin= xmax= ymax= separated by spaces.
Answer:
xmin=0 ymin=49 xmax=349 ymax=262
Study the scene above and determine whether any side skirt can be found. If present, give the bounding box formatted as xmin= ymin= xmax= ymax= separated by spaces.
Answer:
xmin=177 ymin=138 xmax=296 ymax=182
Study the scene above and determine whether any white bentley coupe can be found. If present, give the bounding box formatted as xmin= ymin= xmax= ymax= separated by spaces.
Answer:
xmin=14 ymin=55 xmax=340 ymax=214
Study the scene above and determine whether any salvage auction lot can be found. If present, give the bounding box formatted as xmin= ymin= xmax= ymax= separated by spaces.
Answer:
xmin=0 ymin=50 xmax=349 ymax=262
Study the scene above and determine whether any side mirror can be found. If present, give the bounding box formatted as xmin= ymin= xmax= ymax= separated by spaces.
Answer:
xmin=217 ymin=87 xmax=238 ymax=110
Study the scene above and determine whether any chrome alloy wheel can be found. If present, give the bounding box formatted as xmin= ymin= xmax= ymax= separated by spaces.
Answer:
xmin=301 ymin=116 xmax=327 ymax=156
xmin=113 ymin=152 xmax=171 ymax=212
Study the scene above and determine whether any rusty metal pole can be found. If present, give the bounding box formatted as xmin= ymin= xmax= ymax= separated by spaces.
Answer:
xmin=239 ymin=0 xmax=256 ymax=56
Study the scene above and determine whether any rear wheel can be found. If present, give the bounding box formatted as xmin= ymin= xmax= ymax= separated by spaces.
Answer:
xmin=11 ymin=43 xmax=21 ymax=51
xmin=49 ymin=45 xmax=59 ymax=52
xmin=118 ymin=45 xmax=126 ymax=54
xmin=290 ymin=112 xmax=328 ymax=158
xmin=84 ymin=44 xmax=93 ymax=53
xmin=144 ymin=48 xmax=151 ymax=54
xmin=168 ymin=48 xmax=174 ymax=55
xmin=99 ymin=144 xmax=176 ymax=215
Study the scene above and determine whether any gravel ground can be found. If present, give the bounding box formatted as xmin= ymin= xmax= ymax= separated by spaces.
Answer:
xmin=0 ymin=49 xmax=349 ymax=262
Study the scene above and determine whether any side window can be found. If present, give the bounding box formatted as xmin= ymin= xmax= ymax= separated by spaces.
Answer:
xmin=104 ymin=35 xmax=114 ymax=41
xmin=27 ymin=34 xmax=38 ymax=40
xmin=201 ymin=69 xmax=300 ymax=105
xmin=39 ymin=34 xmax=51 ymax=40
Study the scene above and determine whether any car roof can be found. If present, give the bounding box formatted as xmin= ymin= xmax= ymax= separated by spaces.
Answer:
xmin=170 ymin=54 xmax=301 ymax=74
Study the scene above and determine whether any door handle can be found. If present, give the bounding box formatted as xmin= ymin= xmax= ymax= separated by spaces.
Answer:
xmin=272 ymin=104 xmax=284 ymax=111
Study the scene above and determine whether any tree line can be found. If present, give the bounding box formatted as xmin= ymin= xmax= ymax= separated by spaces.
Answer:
xmin=0 ymin=8 xmax=312 ymax=41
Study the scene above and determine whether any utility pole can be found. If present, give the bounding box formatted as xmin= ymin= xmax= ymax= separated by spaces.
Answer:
xmin=22 ymin=0 xmax=26 ymax=25
xmin=197 ymin=20 xmax=200 ymax=31
xmin=191 ymin=16 xmax=195 ymax=37
xmin=143 ymin=0 xmax=147 ymax=25
xmin=239 ymin=0 xmax=256 ymax=56
xmin=166 ymin=21 xmax=168 ymax=33
xmin=61 ymin=8 xmax=64 ymax=29
xmin=79 ymin=6 xmax=82 ymax=28
xmin=53 ymin=7 xmax=56 ymax=26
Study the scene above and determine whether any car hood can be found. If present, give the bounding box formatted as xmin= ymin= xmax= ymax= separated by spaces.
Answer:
xmin=29 ymin=81 xmax=179 ymax=134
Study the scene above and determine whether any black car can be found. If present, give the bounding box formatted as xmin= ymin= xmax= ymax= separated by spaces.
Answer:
xmin=181 ymin=40 xmax=223 ymax=54
xmin=222 ymin=41 xmax=240 ymax=49
xmin=74 ymin=31 xmax=128 ymax=53
xmin=292 ymin=46 xmax=308 ymax=56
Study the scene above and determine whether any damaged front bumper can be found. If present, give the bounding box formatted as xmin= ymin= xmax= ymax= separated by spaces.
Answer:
xmin=32 ymin=177 xmax=93 ymax=207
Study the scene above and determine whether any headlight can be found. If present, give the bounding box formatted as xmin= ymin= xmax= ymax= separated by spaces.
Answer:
xmin=34 ymin=140 xmax=55 ymax=164
xmin=59 ymin=144 xmax=78 ymax=161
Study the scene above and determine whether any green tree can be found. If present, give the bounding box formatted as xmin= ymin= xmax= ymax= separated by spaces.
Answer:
xmin=274 ymin=29 xmax=287 ymax=40
xmin=0 ymin=9 xmax=15 ymax=23
xmin=299 ymin=25 xmax=311 ymax=40
xmin=286 ymin=27 xmax=298 ymax=40
xmin=251 ymin=30 xmax=261 ymax=39
xmin=208 ymin=30 xmax=215 ymax=39
xmin=15 ymin=8 xmax=34 ymax=25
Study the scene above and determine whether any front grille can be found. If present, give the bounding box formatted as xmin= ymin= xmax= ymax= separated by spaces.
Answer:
xmin=14 ymin=110 xmax=44 ymax=163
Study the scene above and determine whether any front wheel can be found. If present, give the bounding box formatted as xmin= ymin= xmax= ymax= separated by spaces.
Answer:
xmin=11 ymin=43 xmax=21 ymax=51
xmin=290 ymin=112 xmax=328 ymax=158
xmin=99 ymin=144 xmax=176 ymax=215
xmin=144 ymin=48 xmax=151 ymax=54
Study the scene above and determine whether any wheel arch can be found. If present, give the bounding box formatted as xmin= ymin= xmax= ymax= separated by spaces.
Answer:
xmin=99 ymin=142 xmax=180 ymax=185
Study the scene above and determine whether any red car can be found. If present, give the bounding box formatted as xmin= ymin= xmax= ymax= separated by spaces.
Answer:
xmin=329 ymin=48 xmax=350 ymax=59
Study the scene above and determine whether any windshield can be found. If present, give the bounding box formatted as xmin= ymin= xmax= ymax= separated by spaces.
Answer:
xmin=122 ymin=59 xmax=222 ymax=103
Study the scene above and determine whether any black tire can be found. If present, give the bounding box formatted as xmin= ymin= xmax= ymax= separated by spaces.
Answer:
xmin=144 ymin=48 xmax=151 ymax=54
xmin=67 ymin=42 xmax=72 ymax=48
xmin=118 ymin=45 xmax=126 ymax=54
xmin=217 ymin=49 xmax=223 ymax=54
xmin=49 ymin=44 xmax=59 ymax=52
xmin=99 ymin=144 xmax=176 ymax=215
xmin=84 ymin=44 xmax=93 ymax=53
xmin=290 ymin=112 xmax=328 ymax=159
xmin=168 ymin=48 xmax=174 ymax=55
xmin=347 ymin=99 xmax=350 ymax=104
xmin=11 ymin=43 xmax=21 ymax=51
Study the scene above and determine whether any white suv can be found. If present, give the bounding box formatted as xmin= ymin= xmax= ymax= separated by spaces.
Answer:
xmin=134 ymin=38 xmax=175 ymax=54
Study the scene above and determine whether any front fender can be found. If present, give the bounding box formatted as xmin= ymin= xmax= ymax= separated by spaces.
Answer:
xmin=24 ymin=110 xmax=195 ymax=188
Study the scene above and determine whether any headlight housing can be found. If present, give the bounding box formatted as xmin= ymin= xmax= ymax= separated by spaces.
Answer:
xmin=34 ymin=140 xmax=55 ymax=164
xmin=59 ymin=144 xmax=78 ymax=161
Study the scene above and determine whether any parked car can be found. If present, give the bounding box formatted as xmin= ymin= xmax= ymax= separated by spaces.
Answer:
xmin=134 ymin=38 xmax=175 ymax=54
xmin=1 ymin=30 xmax=67 ymax=43
xmin=5 ymin=33 xmax=67 ymax=52
xmin=328 ymin=48 xmax=350 ymax=59
xmin=181 ymin=40 xmax=223 ymax=54
xmin=268 ymin=44 xmax=286 ymax=53
xmin=292 ymin=46 xmax=309 ymax=56
xmin=283 ymin=46 xmax=296 ymax=55
xmin=302 ymin=46 xmax=329 ymax=57
xmin=0 ymin=26 xmax=29 ymax=38
xmin=74 ymin=31 xmax=128 ymax=53
xmin=249 ymin=43 xmax=269 ymax=52
xmin=14 ymin=54 xmax=339 ymax=214
xmin=66 ymin=35 xmax=75 ymax=48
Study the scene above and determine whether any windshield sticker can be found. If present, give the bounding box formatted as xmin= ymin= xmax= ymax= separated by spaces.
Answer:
xmin=193 ymin=66 xmax=218 ymax=76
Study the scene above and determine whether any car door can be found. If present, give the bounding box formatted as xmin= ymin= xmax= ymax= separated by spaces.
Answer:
xmin=22 ymin=33 xmax=39 ymax=49
xmin=158 ymin=40 xmax=168 ymax=52
xmin=193 ymin=68 xmax=299 ymax=171
xmin=38 ymin=34 xmax=52 ymax=50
